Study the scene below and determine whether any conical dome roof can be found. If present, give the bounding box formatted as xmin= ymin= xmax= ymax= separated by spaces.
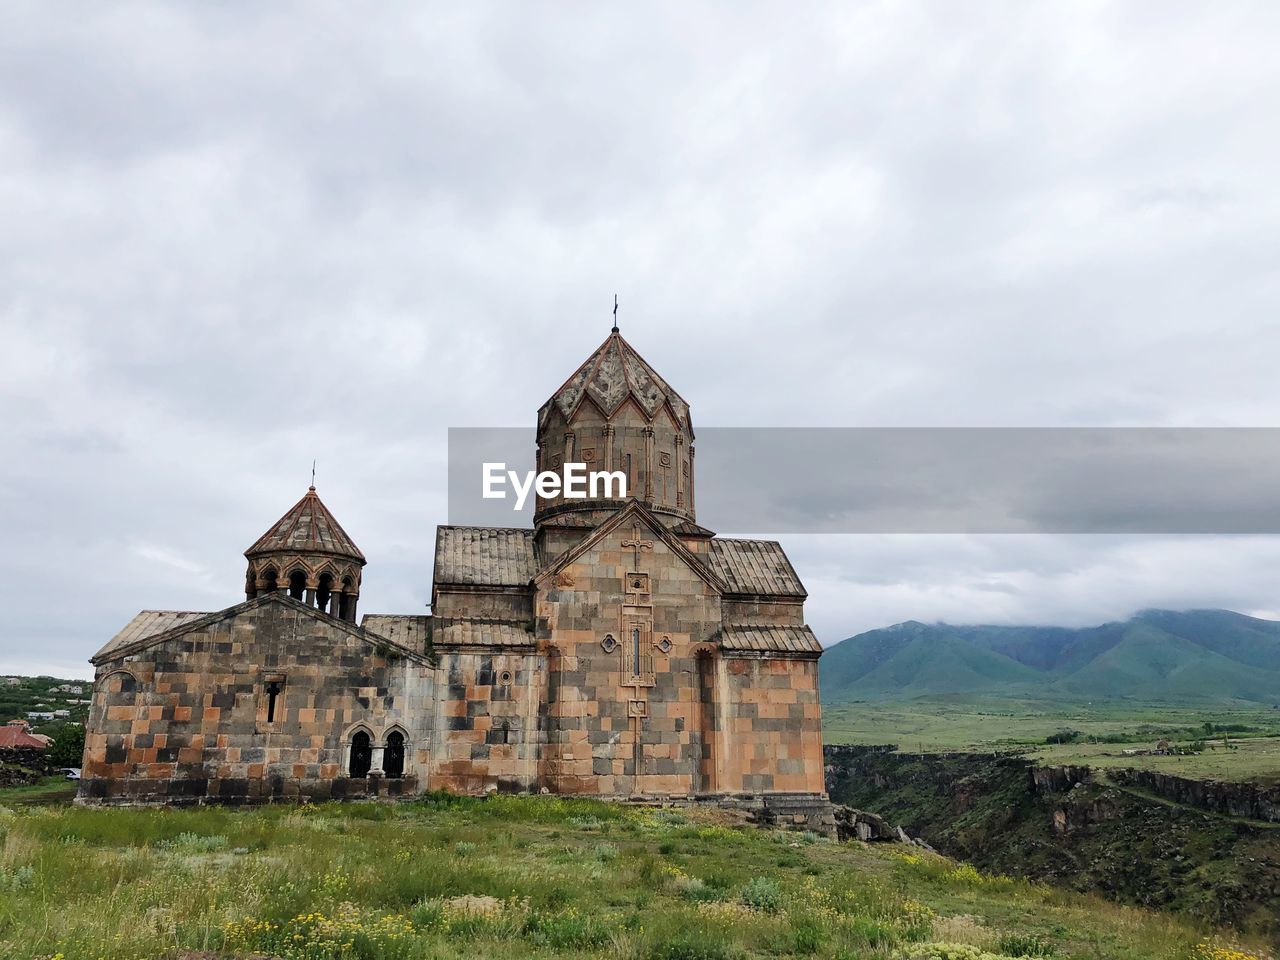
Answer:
xmin=245 ymin=486 xmax=366 ymax=563
xmin=540 ymin=328 xmax=691 ymax=431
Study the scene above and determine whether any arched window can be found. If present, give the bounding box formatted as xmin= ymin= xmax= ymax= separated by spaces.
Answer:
xmin=288 ymin=570 xmax=306 ymax=601
xmin=316 ymin=572 xmax=334 ymax=611
xmin=349 ymin=730 xmax=372 ymax=778
xmin=260 ymin=566 xmax=278 ymax=593
xmin=384 ymin=731 xmax=405 ymax=779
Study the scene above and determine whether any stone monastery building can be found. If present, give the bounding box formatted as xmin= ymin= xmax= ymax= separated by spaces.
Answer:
xmin=79 ymin=328 xmax=827 ymax=806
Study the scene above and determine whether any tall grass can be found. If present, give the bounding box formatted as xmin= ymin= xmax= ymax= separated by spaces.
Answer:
xmin=0 ymin=796 xmax=1267 ymax=960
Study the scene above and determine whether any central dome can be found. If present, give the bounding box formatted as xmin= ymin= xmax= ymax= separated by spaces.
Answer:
xmin=534 ymin=328 xmax=696 ymax=530
xmin=539 ymin=327 xmax=690 ymax=430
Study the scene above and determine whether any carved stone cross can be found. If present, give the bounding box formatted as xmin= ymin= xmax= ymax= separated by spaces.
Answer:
xmin=621 ymin=522 xmax=653 ymax=570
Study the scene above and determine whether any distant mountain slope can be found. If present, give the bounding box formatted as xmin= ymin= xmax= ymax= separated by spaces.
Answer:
xmin=820 ymin=609 xmax=1280 ymax=703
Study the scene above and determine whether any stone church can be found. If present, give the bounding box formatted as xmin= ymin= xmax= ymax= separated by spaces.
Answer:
xmin=79 ymin=328 xmax=827 ymax=808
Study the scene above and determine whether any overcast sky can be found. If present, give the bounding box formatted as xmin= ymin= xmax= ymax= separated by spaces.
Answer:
xmin=4 ymin=3 xmax=1280 ymax=679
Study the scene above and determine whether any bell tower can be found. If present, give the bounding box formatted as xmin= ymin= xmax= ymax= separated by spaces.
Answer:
xmin=244 ymin=485 xmax=367 ymax=622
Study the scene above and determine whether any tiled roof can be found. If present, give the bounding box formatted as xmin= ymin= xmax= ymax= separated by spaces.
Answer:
xmin=720 ymin=624 xmax=822 ymax=655
xmin=434 ymin=619 xmax=535 ymax=648
xmin=362 ymin=615 xmax=432 ymax=653
xmin=0 ymin=721 xmax=50 ymax=749
xmin=246 ymin=486 xmax=366 ymax=562
xmin=540 ymin=330 xmax=690 ymax=429
xmin=671 ymin=519 xmax=716 ymax=538
xmin=434 ymin=527 xmax=538 ymax=587
xmin=705 ymin=539 xmax=806 ymax=597
xmin=93 ymin=610 xmax=210 ymax=661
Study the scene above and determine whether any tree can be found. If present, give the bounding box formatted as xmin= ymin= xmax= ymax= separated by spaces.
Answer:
xmin=42 ymin=722 xmax=86 ymax=768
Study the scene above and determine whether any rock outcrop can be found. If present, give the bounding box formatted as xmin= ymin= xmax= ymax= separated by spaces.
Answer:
xmin=822 ymin=744 xmax=1280 ymax=939
xmin=1107 ymin=767 xmax=1280 ymax=823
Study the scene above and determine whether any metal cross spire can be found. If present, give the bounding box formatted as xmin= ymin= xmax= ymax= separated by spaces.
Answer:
xmin=612 ymin=294 xmax=619 ymax=333
xmin=310 ymin=459 xmax=316 ymax=489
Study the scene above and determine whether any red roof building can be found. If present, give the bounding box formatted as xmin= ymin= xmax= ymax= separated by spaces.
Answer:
xmin=0 ymin=719 xmax=51 ymax=749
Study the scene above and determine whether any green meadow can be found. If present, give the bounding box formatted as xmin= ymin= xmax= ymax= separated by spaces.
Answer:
xmin=0 ymin=794 xmax=1271 ymax=960
xmin=823 ymin=696 xmax=1280 ymax=783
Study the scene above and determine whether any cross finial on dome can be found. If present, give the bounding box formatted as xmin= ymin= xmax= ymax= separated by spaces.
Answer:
xmin=611 ymin=294 xmax=619 ymax=333
xmin=310 ymin=459 xmax=316 ymax=491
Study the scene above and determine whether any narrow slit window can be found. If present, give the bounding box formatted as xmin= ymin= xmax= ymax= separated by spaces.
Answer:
xmin=632 ymin=628 xmax=641 ymax=673
xmin=265 ymin=679 xmax=283 ymax=723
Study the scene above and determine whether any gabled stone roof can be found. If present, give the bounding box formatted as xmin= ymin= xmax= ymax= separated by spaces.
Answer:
xmin=705 ymin=539 xmax=807 ymax=598
xmin=540 ymin=329 xmax=691 ymax=429
xmin=433 ymin=619 xmax=535 ymax=649
xmin=90 ymin=595 xmax=429 ymax=665
xmin=533 ymin=500 xmax=728 ymax=596
xmin=361 ymin=615 xmax=432 ymax=653
xmin=720 ymin=624 xmax=821 ymax=655
xmin=93 ymin=610 xmax=211 ymax=662
xmin=245 ymin=486 xmax=366 ymax=562
xmin=433 ymin=526 xmax=538 ymax=588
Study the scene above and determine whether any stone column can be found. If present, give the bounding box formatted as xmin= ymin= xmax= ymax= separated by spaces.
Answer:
xmin=674 ymin=434 xmax=684 ymax=509
xmin=643 ymin=425 xmax=654 ymax=502
xmin=329 ymin=592 xmax=341 ymax=617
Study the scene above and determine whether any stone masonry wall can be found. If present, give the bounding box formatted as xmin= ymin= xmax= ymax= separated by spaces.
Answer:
xmin=534 ymin=514 xmax=824 ymax=797
xmin=428 ymin=649 xmax=546 ymax=794
xmin=538 ymin=515 xmax=722 ymax=796
xmin=719 ymin=656 xmax=824 ymax=794
xmin=79 ymin=598 xmax=435 ymax=804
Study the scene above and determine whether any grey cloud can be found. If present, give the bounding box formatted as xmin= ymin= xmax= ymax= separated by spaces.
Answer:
xmin=3 ymin=3 xmax=1280 ymax=676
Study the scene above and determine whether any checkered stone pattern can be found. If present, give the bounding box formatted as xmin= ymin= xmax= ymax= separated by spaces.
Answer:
xmin=426 ymin=649 xmax=546 ymax=795
xmin=718 ymin=656 xmax=824 ymax=794
xmin=531 ymin=513 xmax=824 ymax=798
xmin=80 ymin=330 xmax=831 ymax=807
xmin=79 ymin=598 xmax=434 ymax=804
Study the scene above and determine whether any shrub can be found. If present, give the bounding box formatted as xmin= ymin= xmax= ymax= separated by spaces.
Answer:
xmin=523 ymin=907 xmax=613 ymax=948
xmin=453 ymin=840 xmax=477 ymax=857
xmin=675 ymin=876 xmax=722 ymax=903
xmin=739 ymin=876 xmax=783 ymax=913
xmin=158 ymin=832 xmax=228 ymax=853
xmin=0 ymin=865 xmax=35 ymax=892
xmin=997 ymin=932 xmax=1055 ymax=957
xmin=647 ymin=928 xmax=738 ymax=960
xmin=594 ymin=842 xmax=619 ymax=862
xmin=903 ymin=943 xmax=1019 ymax=960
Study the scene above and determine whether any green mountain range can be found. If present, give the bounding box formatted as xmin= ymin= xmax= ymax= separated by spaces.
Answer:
xmin=820 ymin=609 xmax=1280 ymax=703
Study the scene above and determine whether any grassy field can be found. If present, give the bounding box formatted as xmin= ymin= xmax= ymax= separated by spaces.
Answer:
xmin=0 ymin=776 xmax=77 ymax=806
xmin=0 ymin=792 xmax=1271 ymax=960
xmin=823 ymin=697 xmax=1280 ymax=782
xmin=1032 ymin=736 xmax=1280 ymax=783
